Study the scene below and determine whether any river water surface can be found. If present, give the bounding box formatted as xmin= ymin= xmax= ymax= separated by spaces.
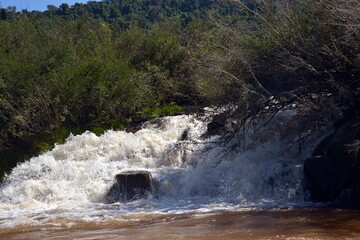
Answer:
xmin=1 ymin=207 xmax=360 ymax=240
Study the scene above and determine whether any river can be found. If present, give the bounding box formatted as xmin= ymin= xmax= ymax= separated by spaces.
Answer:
xmin=1 ymin=207 xmax=360 ymax=239
xmin=0 ymin=107 xmax=359 ymax=239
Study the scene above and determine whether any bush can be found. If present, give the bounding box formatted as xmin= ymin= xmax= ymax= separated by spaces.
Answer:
xmin=143 ymin=102 xmax=184 ymax=118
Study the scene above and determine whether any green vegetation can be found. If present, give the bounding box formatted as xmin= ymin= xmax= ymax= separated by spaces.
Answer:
xmin=143 ymin=102 xmax=184 ymax=118
xmin=0 ymin=0 xmax=359 ymax=181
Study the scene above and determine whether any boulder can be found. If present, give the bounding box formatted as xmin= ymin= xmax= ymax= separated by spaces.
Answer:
xmin=304 ymin=119 xmax=360 ymax=203
xmin=204 ymin=114 xmax=227 ymax=137
xmin=304 ymin=157 xmax=334 ymax=201
xmin=106 ymin=171 xmax=153 ymax=203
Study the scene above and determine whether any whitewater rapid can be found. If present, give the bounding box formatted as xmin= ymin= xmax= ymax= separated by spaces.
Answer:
xmin=0 ymin=106 xmax=333 ymax=228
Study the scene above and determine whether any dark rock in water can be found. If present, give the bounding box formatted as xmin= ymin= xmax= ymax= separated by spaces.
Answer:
xmin=106 ymin=171 xmax=153 ymax=203
xmin=180 ymin=128 xmax=189 ymax=141
xmin=304 ymin=119 xmax=360 ymax=203
xmin=205 ymin=114 xmax=227 ymax=137
xmin=304 ymin=157 xmax=334 ymax=201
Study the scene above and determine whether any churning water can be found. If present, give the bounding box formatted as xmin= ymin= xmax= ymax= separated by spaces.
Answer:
xmin=1 ymin=106 xmax=359 ymax=239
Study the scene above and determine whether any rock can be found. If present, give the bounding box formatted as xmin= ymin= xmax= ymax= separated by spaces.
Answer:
xmin=205 ymin=114 xmax=227 ymax=137
xmin=304 ymin=119 xmax=360 ymax=203
xmin=106 ymin=171 xmax=153 ymax=203
xmin=304 ymin=157 xmax=334 ymax=201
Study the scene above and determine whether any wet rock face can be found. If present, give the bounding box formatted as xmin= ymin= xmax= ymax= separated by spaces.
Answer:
xmin=304 ymin=157 xmax=335 ymax=202
xmin=206 ymin=114 xmax=227 ymax=137
xmin=106 ymin=171 xmax=152 ymax=203
xmin=304 ymin=119 xmax=360 ymax=203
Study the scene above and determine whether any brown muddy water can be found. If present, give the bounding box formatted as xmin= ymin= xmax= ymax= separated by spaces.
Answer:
xmin=0 ymin=207 xmax=359 ymax=240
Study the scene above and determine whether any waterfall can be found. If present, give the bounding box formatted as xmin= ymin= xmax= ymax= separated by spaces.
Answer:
xmin=0 ymin=104 xmax=335 ymax=228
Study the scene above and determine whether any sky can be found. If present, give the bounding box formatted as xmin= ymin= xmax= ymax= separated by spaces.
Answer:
xmin=1 ymin=0 xmax=96 ymax=11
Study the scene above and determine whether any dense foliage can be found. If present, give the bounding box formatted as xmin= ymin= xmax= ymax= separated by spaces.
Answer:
xmin=0 ymin=0 xmax=359 ymax=181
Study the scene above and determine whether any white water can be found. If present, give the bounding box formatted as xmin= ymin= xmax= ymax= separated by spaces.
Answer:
xmin=0 ymin=106 xmax=333 ymax=229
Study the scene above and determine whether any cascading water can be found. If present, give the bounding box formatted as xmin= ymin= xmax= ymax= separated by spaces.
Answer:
xmin=0 ymin=104 xmax=334 ymax=229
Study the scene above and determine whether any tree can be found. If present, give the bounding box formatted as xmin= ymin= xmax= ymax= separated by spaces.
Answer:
xmin=47 ymin=5 xmax=58 ymax=11
xmin=6 ymin=6 xmax=16 ymax=13
xmin=59 ymin=3 xmax=69 ymax=15
xmin=0 ymin=8 xmax=7 ymax=20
